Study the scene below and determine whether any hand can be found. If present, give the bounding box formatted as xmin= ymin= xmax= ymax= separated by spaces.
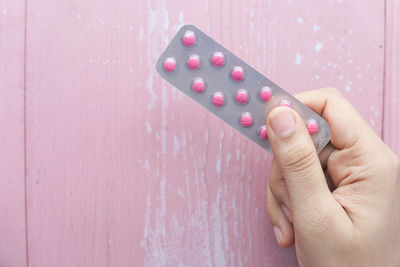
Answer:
xmin=265 ymin=88 xmax=400 ymax=267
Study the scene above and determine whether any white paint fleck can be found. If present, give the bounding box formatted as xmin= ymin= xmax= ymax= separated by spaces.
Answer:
xmin=315 ymin=41 xmax=323 ymax=52
xmin=143 ymin=160 xmax=150 ymax=170
xmin=370 ymin=119 xmax=375 ymax=126
xmin=297 ymin=17 xmax=304 ymax=24
xmin=295 ymin=53 xmax=303 ymax=65
xmin=174 ymin=11 xmax=185 ymax=31
xmin=173 ymin=135 xmax=181 ymax=158
xmin=216 ymin=156 xmax=222 ymax=175
xmin=2 ymin=9 xmax=7 ymax=15
xmin=211 ymin=189 xmax=227 ymax=267
xmin=76 ymin=13 xmax=80 ymax=18
xmin=139 ymin=28 xmax=144 ymax=42
xmin=250 ymin=21 xmax=254 ymax=37
xmin=357 ymin=74 xmax=362 ymax=79
xmin=313 ymin=24 xmax=321 ymax=31
xmin=345 ymin=84 xmax=351 ymax=92
xmin=250 ymin=8 xmax=255 ymax=18
xmin=177 ymin=187 xmax=184 ymax=198
xmin=339 ymin=75 xmax=343 ymax=80
xmin=160 ymin=87 xmax=168 ymax=155
xmin=315 ymin=75 xmax=320 ymax=80
xmin=226 ymin=153 xmax=232 ymax=166
xmin=145 ymin=122 xmax=152 ymax=133
xmin=146 ymin=73 xmax=158 ymax=110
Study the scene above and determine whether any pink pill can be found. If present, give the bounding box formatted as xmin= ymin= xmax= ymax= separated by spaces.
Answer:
xmin=258 ymin=126 xmax=268 ymax=140
xmin=212 ymin=92 xmax=225 ymax=107
xmin=235 ymin=89 xmax=248 ymax=104
xmin=231 ymin=66 xmax=245 ymax=82
xmin=192 ymin=78 xmax=205 ymax=93
xmin=279 ymin=99 xmax=292 ymax=107
xmin=259 ymin=86 xmax=273 ymax=102
xmin=240 ymin=112 xmax=253 ymax=127
xmin=187 ymin=55 xmax=200 ymax=70
xmin=307 ymin=119 xmax=319 ymax=135
xmin=182 ymin=30 xmax=196 ymax=47
xmin=211 ymin=52 xmax=225 ymax=67
xmin=163 ymin=57 xmax=176 ymax=72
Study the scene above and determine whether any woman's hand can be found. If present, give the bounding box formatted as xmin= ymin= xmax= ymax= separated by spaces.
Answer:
xmin=266 ymin=87 xmax=400 ymax=266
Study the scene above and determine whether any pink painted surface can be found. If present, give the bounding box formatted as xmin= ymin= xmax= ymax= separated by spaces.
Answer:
xmin=0 ymin=0 xmax=27 ymax=266
xmin=0 ymin=0 xmax=398 ymax=266
xmin=384 ymin=0 xmax=400 ymax=157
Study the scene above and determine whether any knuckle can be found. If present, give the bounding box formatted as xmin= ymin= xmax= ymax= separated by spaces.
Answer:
xmin=324 ymin=87 xmax=347 ymax=102
xmin=280 ymin=146 xmax=316 ymax=175
xmin=324 ymin=87 xmax=341 ymax=96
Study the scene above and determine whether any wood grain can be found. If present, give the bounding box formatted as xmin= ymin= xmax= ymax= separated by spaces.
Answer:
xmin=0 ymin=0 xmax=27 ymax=266
xmin=384 ymin=0 xmax=400 ymax=157
xmin=24 ymin=0 xmax=386 ymax=266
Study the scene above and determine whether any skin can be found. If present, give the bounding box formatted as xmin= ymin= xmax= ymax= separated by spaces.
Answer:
xmin=265 ymin=88 xmax=400 ymax=267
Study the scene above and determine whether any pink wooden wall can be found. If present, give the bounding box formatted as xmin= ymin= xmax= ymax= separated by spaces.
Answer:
xmin=0 ymin=0 xmax=399 ymax=266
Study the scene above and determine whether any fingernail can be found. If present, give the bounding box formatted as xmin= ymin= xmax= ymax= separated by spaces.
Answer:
xmin=269 ymin=108 xmax=296 ymax=137
xmin=281 ymin=205 xmax=292 ymax=222
xmin=273 ymin=226 xmax=282 ymax=243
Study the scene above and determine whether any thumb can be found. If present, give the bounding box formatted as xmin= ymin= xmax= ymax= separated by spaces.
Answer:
xmin=266 ymin=106 xmax=332 ymax=217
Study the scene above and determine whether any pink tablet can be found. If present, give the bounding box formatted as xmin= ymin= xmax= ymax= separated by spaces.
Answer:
xmin=212 ymin=92 xmax=225 ymax=107
xmin=235 ymin=89 xmax=248 ymax=104
xmin=240 ymin=112 xmax=253 ymax=127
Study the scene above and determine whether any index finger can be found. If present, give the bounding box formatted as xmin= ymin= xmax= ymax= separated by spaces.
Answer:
xmin=294 ymin=87 xmax=375 ymax=150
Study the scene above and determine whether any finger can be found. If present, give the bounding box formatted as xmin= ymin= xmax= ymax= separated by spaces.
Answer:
xmin=269 ymin=159 xmax=292 ymax=222
xmin=319 ymin=142 xmax=336 ymax=190
xmin=270 ymin=143 xmax=336 ymax=222
xmin=266 ymin=185 xmax=294 ymax=248
xmin=294 ymin=87 xmax=374 ymax=150
xmin=318 ymin=142 xmax=336 ymax=170
xmin=266 ymin=106 xmax=334 ymax=218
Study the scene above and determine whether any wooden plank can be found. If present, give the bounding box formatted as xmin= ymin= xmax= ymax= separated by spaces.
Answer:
xmin=25 ymin=0 xmax=385 ymax=266
xmin=0 ymin=0 xmax=27 ymax=266
xmin=384 ymin=0 xmax=400 ymax=156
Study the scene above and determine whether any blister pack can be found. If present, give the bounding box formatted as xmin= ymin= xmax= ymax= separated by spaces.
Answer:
xmin=156 ymin=25 xmax=331 ymax=153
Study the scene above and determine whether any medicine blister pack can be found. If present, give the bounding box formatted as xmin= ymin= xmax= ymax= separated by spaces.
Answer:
xmin=156 ymin=25 xmax=331 ymax=153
